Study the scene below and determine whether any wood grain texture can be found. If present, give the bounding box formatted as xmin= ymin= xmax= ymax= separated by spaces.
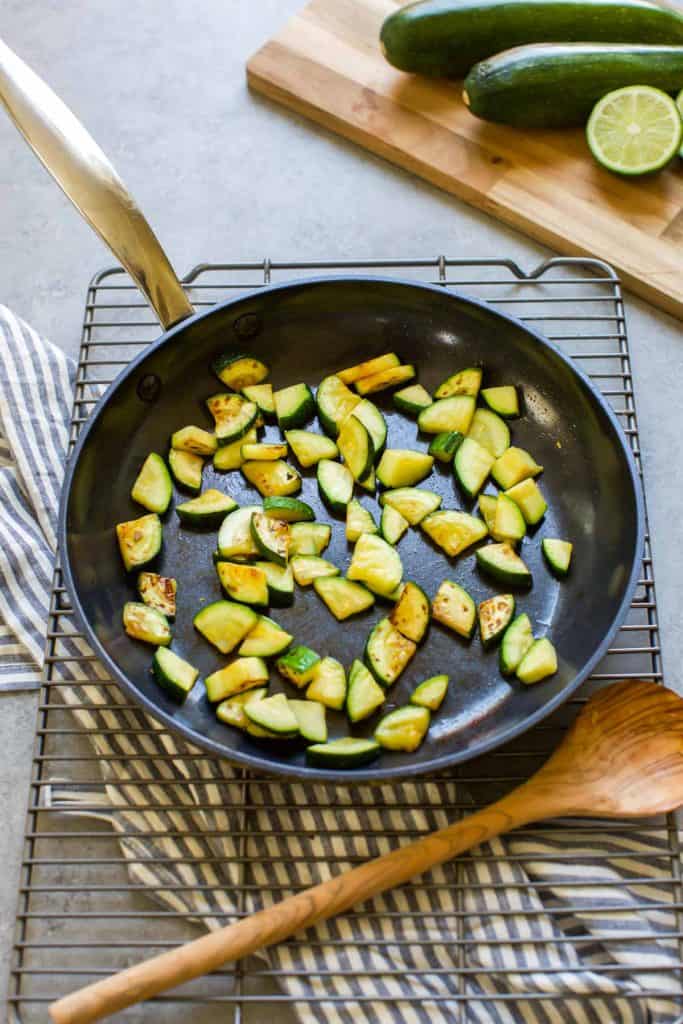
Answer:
xmin=247 ymin=0 xmax=683 ymax=320
xmin=49 ymin=679 xmax=683 ymax=1024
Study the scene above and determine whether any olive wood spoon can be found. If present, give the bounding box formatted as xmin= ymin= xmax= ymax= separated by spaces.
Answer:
xmin=50 ymin=679 xmax=683 ymax=1024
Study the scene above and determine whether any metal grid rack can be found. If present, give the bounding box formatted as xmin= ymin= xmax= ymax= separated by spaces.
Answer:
xmin=8 ymin=255 xmax=679 ymax=1022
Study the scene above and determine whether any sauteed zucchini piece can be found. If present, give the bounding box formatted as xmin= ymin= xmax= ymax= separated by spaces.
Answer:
xmin=393 ymin=383 xmax=432 ymax=416
xmin=217 ymin=505 xmax=261 ymax=559
xmin=346 ymin=659 xmax=386 ymax=723
xmin=216 ymin=687 xmax=268 ymax=730
xmin=274 ymin=382 xmax=316 ymax=431
xmin=123 ymin=602 xmax=171 ymax=646
xmin=418 ymin=395 xmax=475 ymax=434
xmin=365 ymin=618 xmax=416 ymax=686
xmin=346 ymin=499 xmax=378 ymax=542
xmin=491 ymin=447 xmax=543 ymax=490
xmin=493 ymin=493 xmax=527 ymax=544
xmin=351 ymin=399 xmax=387 ymax=457
xmin=432 ymin=581 xmax=477 ymax=640
xmin=152 ymin=647 xmax=198 ymax=702
xmin=478 ymin=594 xmax=515 ymax=649
xmin=289 ymin=699 xmax=328 ymax=743
xmin=338 ymin=415 xmax=375 ymax=481
xmin=421 ymin=510 xmax=488 ymax=557
xmin=241 ymin=442 xmax=287 ymax=461
xmin=171 ymin=425 xmax=217 ymax=456
xmin=313 ymin=577 xmax=375 ymax=620
xmin=410 ymin=675 xmax=449 ymax=711
xmin=435 ymin=367 xmax=482 ymax=399
xmin=517 ymin=638 xmax=558 ymax=685
xmin=375 ymin=705 xmax=430 ymax=752
xmin=306 ymin=656 xmax=347 ymax=710
xmin=505 ymin=478 xmax=547 ymax=525
xmin=348 ymin=533 xmax=403 ymax=597
xmin=468 ymin=408 xmax=510 ymax=458
xmin=238 ymin=615 xmax=293 ymax=657
xmin=453 ymin=437 xmax=494 ymax=498
xmin=355 ymin=363 xmax=415 ymax=396
xmin=380 ymin=487 xmax=441 ymax=525
xmin=289 ymin=522 xmax=331 ymax=556
xmin=213 ymin=427 xmax=257 ymax=472
xmin=250 ymin=511 xmax=290 ymax=566
xmin=255 ymin=561 xmax=295 ymax=607
xmin=291 ymin=555 xmax=339 ymax=586
xmin=116 ymin=513 xmax=162 ymax=572
xmin=131 ymin=453 xmax=172 ymax=514
xmin=138 ymin=572 xmax=177 ymax=618
xmin=389 ymin=581 xmax=430 ymax=644
xmin=429 ymin=431 xmax=464 ymax=463
xmin=206 ymin=393 xmax=258 ymax=445
xmin=212 ymin=352 xmax=269 ymax=390
xmin=168 ymin=448 xmax=203 ymax=493
xmin=499 ymin=613 xmax=534 ymax=675
xmin=193 ymin=600 xmax=258 ymax=655
xmin=477 ymin=494 xmax=498 ymax=536
xmin=476 ymin=543 xmax=532 ymax=587
xmin=316 ymin=374 xmax=361 ymax=437
xmin=481 ymin=385 xmax=519 ymax=418
xmin=245 ymin=693 xmax=299 ymax=736
xmin=263 ymin=496 xmax=314 ymax=523
xmin=317 ymin=459 xmax=354 ymax=514
xmin=277 ymin=644 xmax=321 ymax=688
xmin=216 ymin=562 xmax=269 ymax=606
xmin=338 ymin=352 xmax=399 ymax=385
xmin=285 ymin=429 xmax=339 ymax=467
xmin=242 ymin=383 xmax=275 ymax=418
xmin=306 ymin=736 xmax=381 ymax=769
xmin=176 ymin=489 xmax=237 ymax=527
xmin=242 ymin=459 xmax=301 ymax=497
xmin=380 ymin=505 xmax=409 ymax=545
xmin=377 ymin=449 xmax=434 ymax=488
xmin=205 ymin=656 xmax=269 ymax=702
xmin=542 ymin=538 xmax=573 ymax=577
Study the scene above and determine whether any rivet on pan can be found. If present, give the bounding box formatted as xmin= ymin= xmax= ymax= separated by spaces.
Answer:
xmin=136 ymin=374 xmax=162 ymax=403
xmin=233 ymin=313 xmax=262 ymax=339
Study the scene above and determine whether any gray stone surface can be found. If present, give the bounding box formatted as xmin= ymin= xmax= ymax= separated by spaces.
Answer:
xmin=0 ymin=0 xmax=681 ymax=1018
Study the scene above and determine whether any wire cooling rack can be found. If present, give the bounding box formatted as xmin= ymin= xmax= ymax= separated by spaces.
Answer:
xmin=8 ymin=256 xmax=679 ymax=1023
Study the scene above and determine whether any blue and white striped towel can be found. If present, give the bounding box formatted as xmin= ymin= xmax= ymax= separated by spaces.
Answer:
xmin=1 ymin=303 xmax=681 ymax=1023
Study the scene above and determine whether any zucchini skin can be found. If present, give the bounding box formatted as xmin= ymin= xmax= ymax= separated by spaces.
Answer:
xmin=380 ymin=0 xmax=683 ymax=78
xmin=464 ymin=43 xmax=683 ymax=128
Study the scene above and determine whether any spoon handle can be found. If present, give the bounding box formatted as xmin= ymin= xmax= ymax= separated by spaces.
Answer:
xmin=49 ymin=782 xmax=558 ymax=1024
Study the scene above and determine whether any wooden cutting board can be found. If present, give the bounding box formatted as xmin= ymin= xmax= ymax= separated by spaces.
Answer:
xmin=247 ymin=0 xmax=683 ymax=320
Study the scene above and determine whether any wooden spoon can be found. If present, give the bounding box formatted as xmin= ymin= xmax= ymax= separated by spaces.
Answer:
xmin=49 ymin=679 xmax=683 ymax=1024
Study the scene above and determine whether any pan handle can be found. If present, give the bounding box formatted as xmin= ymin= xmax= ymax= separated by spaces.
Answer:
xmin=0 ymin=38 xmax=194 ymax=331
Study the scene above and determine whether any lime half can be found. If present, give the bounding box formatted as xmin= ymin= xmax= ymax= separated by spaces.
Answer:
xmin=587 ymin=85 xmax=682 ymax=176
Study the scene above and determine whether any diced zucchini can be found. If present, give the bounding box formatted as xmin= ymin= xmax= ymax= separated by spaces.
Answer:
xmin=205 ymin=657 xmax=269 ymax=702
xmin=476 ymin=543 xmax=532 ymax=587
xmin=245 ymin=692 xmax=299 ymax=735
xmin=517 ymin=637 xmax=558 ymax=684
xmin=289 ymin=522 xmax=331 ymax=556
xmin=338 ymin=352 xmax=400 ymax=385
xmin=468 ymin=408 xmax=510 ymax=459
xmin=421 ymin=510 xmax=488 ymax=557
xmin=263 ymin=496 xmax=314 ymax=523
xmin=250 ymin=511 xmax=290 ymax=566
xmin=216 ymin=687 xmax=268 ymax=731
xmin=242 ymin=383 xmax=275 ymax=417
xmin=212 ymin=352 xmax=269 ymax=390
xmin=168 ymin=449 xmax=203 ymax=493
xmin=377 ymin=449 xmax=434 ymax=488
xmin=478 ymin=594 xmax=515 ymax=649
xmin=542 ymin=538 xmax=573 ymax=577
xmin=138 ymin=572 xmax=176 ymax=618
xmin=152 ymin=647 xmax=198 ymax=702
xmin=285 ymin=429 xmax=339 ymax=467
xmin=317 ymin=459 xmax=354 ymax=514
xmin=494 ymin=493 xmax=527 ymax=544
xmin=410 ymin=675 xmax=448 ymax=711
xmin=481 ymin=385 xmax=520 ymax=418
xmin=389 ymin=581 xmax=430 ymax=644
xmin=358 ymin=466 xmax=376 ymax=492
xmin=176 ymin=489 xmax=238 ymax=528
xmin=352 ymin=400 xmax=387 ymax=458
xmin=291 ymin=555 xmax=340 ymax=586
xmin=241 ymin=442 xmax=287 ymax=462
xmin=338 ymin=415 xmax=375 ymax=481
xmin=375 ymin=705 xmax=430 ymax=752
xmin=116 ymin=513 xmax=162 ymax=572
xmin=131 ymin=453 xmax=172 ymax=514
xmin=348 ymin=533 xmax=403 ymax=597
xmin=256 ymin=561 xmax=294 ymax=607
xmin=217 ymin=505 xmax=261 ymax=559
xmin=216 ymin=562 xmax=269 ymax=606
xmin=277 ymin=645 xmax=321 ymax=688
xmin=393 ymin=384 xmax=433 ymax=416
xmin=355 ymin=364 xmax=415 ymax=396
xmin=238 ymin=615 xmax=293 ymax=657
xmin=306 ymin=736 xmax=380 ymax=769
xmin=380 ymin=505 xmax=409 ymax=545
xmin=346 ymin=659 xmax=386 ymax=723
xmin=171 ymin=425 xmax=217 ymax=456
xmin=123 ymin=602 xmax=171 ymax=646
xmin=288 ymin=699 xmax=327 ymax=743
xmin=206 ymin=393 xmax=258 ymax=445
xmin=242 ymin=460 xmax=301 ymax=498
xmin=365 ymin=617 xmax=416 ymax=686
xmin=213 ymin=428 xmax=257 ymax=472
xmin=346 ymin=499 xmax=378 ymax=542
xmin=316 ymin=375 xmax=361 ymax=437
xmin=193 ymin=600 xmax=258 ymax=654
xmin=491 ymin=447 xmax=543 ymax=490
xmin=499 ymin=613 xmax=534 ymax=675
xmin=505 ymin=479 xmax=547 ymax=526
xmin=429 ymin=431 xmax=464 ymax=463
xmin=380 ymin=487 xmax=441 ymax=525
xmin=313 ymin=576 xmax=375 ymax=620
xmin=453 ymin=437 xmax=494 ymax=498
xmin=306 ymin=657 xmax=347 ymax=710
xmin=418 ymin=395 xmax=475 ymax=435
xmin=478 ymin=494 xmax=498 ymax=535
xmin=432 ymin=581 xmax=476 ymax=639
xmin=274 ymin=382 xmax=316 ymax=430
xmin=434 ymin=367 xmax=482 ymax=399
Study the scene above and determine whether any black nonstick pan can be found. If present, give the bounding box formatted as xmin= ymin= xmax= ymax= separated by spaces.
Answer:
xmin=0 ymin=40 xmax=644 ymax=780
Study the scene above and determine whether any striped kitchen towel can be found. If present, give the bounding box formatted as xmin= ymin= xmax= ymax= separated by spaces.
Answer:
xmin=1 ymin=302 xmax=681 ymax=1023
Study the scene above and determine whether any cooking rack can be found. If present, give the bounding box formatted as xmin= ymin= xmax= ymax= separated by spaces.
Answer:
xmin=8 ymin=255 xmax=679 ymax=1023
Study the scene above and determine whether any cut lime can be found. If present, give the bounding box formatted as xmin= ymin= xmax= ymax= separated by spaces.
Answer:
xmin=677 ymin=88 xmax=683 ymax=156
xmin=587 ymin=85 xmax=682 ymax=176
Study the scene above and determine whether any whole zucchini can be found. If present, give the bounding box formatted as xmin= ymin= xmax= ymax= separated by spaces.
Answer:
xmin=380 ymin=0 xmax=683 ymax=78
xmin=463 ymin=43 xmax=683 ymax=128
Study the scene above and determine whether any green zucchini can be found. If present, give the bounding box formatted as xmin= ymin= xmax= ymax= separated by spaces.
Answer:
xmin=453 ymin=437 xmax=494 ymax=498
xmin=217 ymin=505 xmax=261 ymax=559
xmin=516 ymin=637 xmax=558 ymax=684
xmin=434 ymin=367 xmax=482 ymax=399
xmin=242 ymin=383 xmax=275 ymax=418
xmin=380 ymin=0 xmax=683 ymax=78
xmin=481 ymin=385 xmax=520 ymax=418
xmin=542 ymin=538 xmax=573 ymax=577
xmin=377 ymin=449 xmax=434 ymax=488
xmin=291 ymin=555 xmax=340 ymax=586
xmin=348 ymin=533 xmax=403 ymax=597
xmin=464 ymin=43 xmax=683 ymax=130
xmin=346 ymin=498 xmax=378 ymax=542
xmin=152 ymin=647 xmax=198 ymax=702
xmin=288 ymin=699 xmax=328 ymax=743
xmin=277 ymin=644 xmax=321 ymax=688
xmin=242 ymin=460 xmax=301 ymax=498
xmin=418 ymin=395 xmax=475 ymax=435
xmin=505 ymin=479 xmax=547 ymax=525
xmin=389 ymin=581 xmax=430 ymax=644
xmin=206 ymin=393 xmax=258 ymax=445
xmin=338 ymin=415 xmax=375 ymax=481
xmin=352 ymin=399 xmax=387 ymax=458
xmin=263 ymin=496 xmax=314 ymax=523
xmin=285 ymin=429 xmax=339 ymax=467
xmin=138 ymin=572 xmax=176 ymax=618
xmin=241 ymin=442 xmax=287 ymax=462
xmin=316 ymin=375 xmax=360 ymax=437
xmin=212 ymin=427 xmax=257 ymax=472
xmin=238 ymin=615 xmax=293 ymax=657
xmin=338 ymin=352 xmax=399 ymax=385
xmin=380 ymin=487 xmax=441 ymax=525
xmin=478 ymin=594 xmax=516 ymax=649
xmin=355 ymin=364 xmax=415 ymax=396
xmin=429 ymin=431 xmax=464 ymax=463
xmin=478 ymin=493 xmax=498 ymax=536
xmin=216 ymin=687 xmax=268 ymax=731
xmin=380 ymin=505 xmax=409 ymax=545
xmin=212 ymin=352 xmax=268 ymax=389
xmin=500 ymin=613 xmax=534 ymax=675
xmin=358 ymin=466 xmax=376 ymax=493
xmin=289 ymin=522 xmax=331 ymax=556
xmin=317 ymin=459 xmax=354 ymax=514
xmin=168 ymin=448 xmax=203 ymax=493
xmin=116 ymin=513 xmax=162 ymax=572
xmin=305 ymin=736 xmax=380 ymax=769
xmin=494 ymin=493 xmax=527 ymax=543
xmin=421 ymin=510 xmax=488 ymax=557
xmin=256 ymin=561 xmax=295 ymax=607
xmin=171 ymin=425 xmax=217 ymax=456
xmin=274 ymin=382 xmax=316 ymax=431
xmin=365 ymin=617 xmax=416 ymax=686
xmin=176 ymin=489 xmax=238 ymax=527
xmin=491 ymin=447 xmax=542 ymax=490
xmin=250 ymin=511 xmax=290 ymax=566
xmin=410 ymin=675 xmax=449 ymax=711
xmin=346 ymin=659 xmax=386 ymax=723
xmin=193 ymin=600 xmax=258 ymax=654
xmin=476 ymin=542 xmax=532 ymax=587
xmin=432 ymin=581 xmax=476 ymax=639
xmin=374 ymin=705 xmax=430 ymax=752
xmin=131 ymin=453 xmax=172 ymax=514
xmin=123 ymin=602 xmax=171 ymax=646
xmin=468 ymin=409 xmax=510 ymax=459
xmin=216 ymin=562 xmax=269 ymax=606
xmin=306 ymin=656 xmax=347 ymax=710
xmin=313 ymin=576 xmax=375 ymax=620
xmin=393 ymin=384 xmax=433 ymax=416
xmin=245 ymin=692 xmax=299 ymax=735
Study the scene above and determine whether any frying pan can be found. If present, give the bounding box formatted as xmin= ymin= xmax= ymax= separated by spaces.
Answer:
xmin=0 ymin=39 xmax=644 ymax=780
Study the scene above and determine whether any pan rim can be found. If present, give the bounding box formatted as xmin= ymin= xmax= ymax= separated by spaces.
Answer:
xmin=58 ymin=274 xmax=645 ymax=782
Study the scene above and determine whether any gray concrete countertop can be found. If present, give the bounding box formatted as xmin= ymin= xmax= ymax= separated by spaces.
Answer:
xmin=1 ymin=0 xmax=681 ymax=1016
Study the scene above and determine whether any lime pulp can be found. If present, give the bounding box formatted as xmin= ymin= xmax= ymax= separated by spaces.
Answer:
xmin=586 ymin=85 xmax=683 ymax=176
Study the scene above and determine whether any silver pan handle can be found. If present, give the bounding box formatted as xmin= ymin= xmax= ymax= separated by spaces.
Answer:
xmin=0 ymin=38 xmax=194 ymax=330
